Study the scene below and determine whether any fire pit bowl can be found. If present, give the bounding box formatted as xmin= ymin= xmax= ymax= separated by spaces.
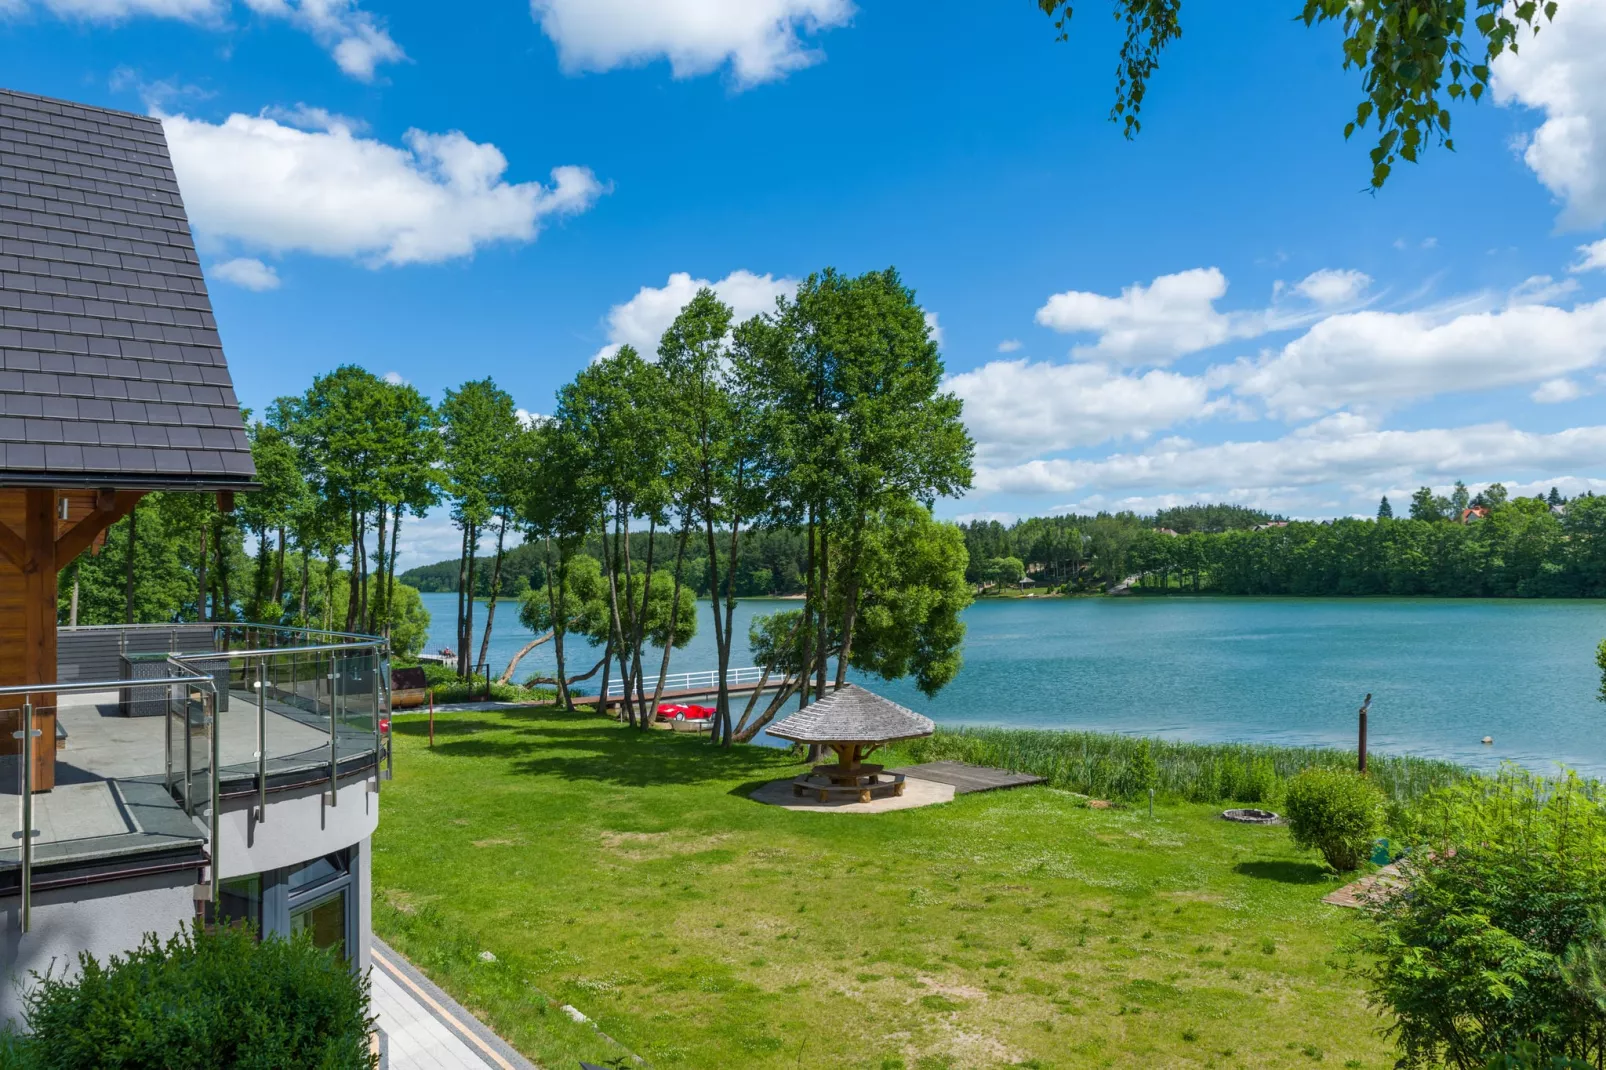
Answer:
xmin=1222 ymin=808 xmax=1280 ymax=825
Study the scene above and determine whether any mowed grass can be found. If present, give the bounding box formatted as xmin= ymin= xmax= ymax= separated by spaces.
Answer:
xmin=372 ymin=707 xmax=1396 ymax=1070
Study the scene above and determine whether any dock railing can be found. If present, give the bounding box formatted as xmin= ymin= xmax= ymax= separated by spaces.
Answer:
xmin=604 ymin=666 xmax=767 ymax=699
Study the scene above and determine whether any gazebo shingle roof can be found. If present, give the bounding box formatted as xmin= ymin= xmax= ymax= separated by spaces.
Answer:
xmin=766 ymin=683 xmax=935 ymax=745
xmin=0 ymin=88 xmax=255 ymax=489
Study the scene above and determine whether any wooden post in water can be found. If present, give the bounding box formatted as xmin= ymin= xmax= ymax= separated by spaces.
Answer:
xmin=1357 ymin=693 xmax=1372 ymax=775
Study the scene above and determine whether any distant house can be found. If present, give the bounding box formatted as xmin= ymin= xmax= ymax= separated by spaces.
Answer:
xmin=1460 ymin=507 xmax=1489 ymax=523
xmin=1551 ymin=503 xmax=1568 ymax=518
xmin=1252 ymin=521 xmax=1289 ymax=531
xmin=1155 ymin=527 xmax=1180 ymax=536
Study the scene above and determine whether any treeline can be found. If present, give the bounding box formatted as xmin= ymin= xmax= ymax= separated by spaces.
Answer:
xmin=401 ymin=527 xmax=812 ymax=599
xmin=959 ymin=489 xmax=1606 ymax=597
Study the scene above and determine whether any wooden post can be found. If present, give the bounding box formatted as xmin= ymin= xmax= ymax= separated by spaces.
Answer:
xmin=1358 ymin=693 xmax=1372 ymax=775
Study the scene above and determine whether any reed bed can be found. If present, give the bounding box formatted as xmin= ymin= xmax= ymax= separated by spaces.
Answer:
xmin=896 ymin=725 xmax=1474 ymax=805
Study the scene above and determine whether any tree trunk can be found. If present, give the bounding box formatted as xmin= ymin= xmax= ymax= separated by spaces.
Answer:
xmin=719 ymin=513 xmax=742 ymax=748
xmin=596 ymin=635 xmax=613 ymax=720
xmin=324 ymin=547 xmax=339 ymax=632
xmin=815 ymin=525 xmax=829 ymax=702
xmin=833 ymin=541 xmax=861 ymax=690
xmin=124 ymin=506 xmax=137 ymax=625
xmin=800 ymin=507 xmax=814 ymax=713
xmin=477 ymin=509 xmax=509 ymax=688
xmin=543 ymin=536 xmax=572 ymax=710
xmin=386 ymin=513 xmax=402 ymax=641
xmin=499 ymin=631 xmax=553 ymax=684
xmin=464 ymin=522 xmax=479 ymax=680
xmin=602 ymin=509 xmax=635 ymax=726
xmin=702 ymin=511 xmax=727 ymax=734
xmin=298 ymin=539 xmax=310 ymax=626
xmin=252 ymin=522 xmax=271 ymax=622
xmin=218 ymin=514 xmax=232 ymax=623
xmin=455 ymin=524 xmax=468 ymax=675
xmin=272 ymin=524 xmax=286 ymax=610
xmin=197 ymin=518 xmax=209 ymax=623
xmin=628 ymin=517 xmax=657 ymax=728
xmin=371 ymin=503 xmax=388 ymax=637
xmin=649 ymin=523 xmax=690 ymax=713
xmin=345 ymin=504 xmax=361 ymax=632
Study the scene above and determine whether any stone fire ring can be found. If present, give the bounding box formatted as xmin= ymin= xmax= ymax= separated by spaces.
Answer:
xmin=1222 ymin=808 xmax=1281 ymax=825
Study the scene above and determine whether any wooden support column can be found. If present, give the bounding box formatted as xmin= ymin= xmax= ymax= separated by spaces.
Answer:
xmin=22 ymin=489 xmax=57 ymax=792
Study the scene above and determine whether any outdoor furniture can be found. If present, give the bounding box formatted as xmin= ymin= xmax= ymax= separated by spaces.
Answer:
xmin=767 ymin=684 xmax=935 ymax=805
xmin=391 ymin=666 xmax=428 ymax=709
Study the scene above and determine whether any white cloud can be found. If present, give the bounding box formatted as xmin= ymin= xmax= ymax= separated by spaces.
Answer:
xmin=1510 ymin=273 xmax=1581 ymax=304
xmin=1532 ymin=377 xmax=1584 ymax=403
xmin=530 ymin=0 xmax=853 ymax=87
xmin=242 ymin=0 xmax=403 ymax=80
xmin=974 ymin=416 xmax=1606 ymax=500
xmin=1226 ymin=299 xmax=1606 ymax=419
xmin=1035 ymin=267 xmax=1252 ymax=365
xmin=1574 ymin=238 xmax=1606 ymax=272
xmin=1493 ymin=0 xmax=1606 ymax=227
xmin=382 ymin=370 xmax=407 ymax=385
xmin=211 ymin=256 xmax=280 ymax=290
xmin=1293 ymin=268 xmax=1370 ymax=305
xmin=923 ymin=310 xmax=943 ymax=346
xmin=996 ymin=339 xmax=1022 ymax=353
xmin=162 ymin=109 xmax=603 ymax=266
xmin=596 ymin=269 xmax=796 ymax=360
xmin=515 ymin=408 xmax=544 ymax=428
xmin=948 ymin=359 xmax=1218 ymax=462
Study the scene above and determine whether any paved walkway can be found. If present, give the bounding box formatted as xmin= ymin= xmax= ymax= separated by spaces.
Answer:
xmin=371 ymin=939 xmax=538 ymax=1070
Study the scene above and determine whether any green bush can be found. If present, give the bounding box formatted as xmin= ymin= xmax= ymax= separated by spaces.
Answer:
xmin=1282 ymin=767 xmax=1384 ymax=872
xmin=1357 ymin=768 xmax=1606 ymax=1069
xmin=17 ymin=923 xmax=375 ymax=1070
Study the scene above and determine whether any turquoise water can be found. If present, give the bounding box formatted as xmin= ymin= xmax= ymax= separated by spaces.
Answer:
xmin=420 ymin=593 xmax=1606 ymax=776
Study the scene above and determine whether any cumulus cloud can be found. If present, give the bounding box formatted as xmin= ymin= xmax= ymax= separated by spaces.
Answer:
xmin=947 ymin=359 xmax=1218 ymax=462
xmin=382 ymin=370 xmax=407 ymax=385
xmin=1574 ymin=238 xmax=1606 ymax=272
xmin=923 ymin=310 xmax=943 ymax=346
xmin=211 ymin=256 xmax=280 ymax=290
xmin=530 ymin=0 xmax=853 ymax=87
xmin=1225 ymin=299 xmax=1606 ymax=419
xmin=974 ymin=415 xmax=1606 ymax=500
xmin=162 ymin=109 xmax=603 ymax=266
xmin=996 ymin=339 xmax=1022 ymax=353
xmin=1292 ymin=268 xmax=1371 ymax=305
xmin=1493 ymin=0 xmax=1606 ymax=227
xmin=242 ymin=0 xmax=403 ymax=80
xmin=1532 ymin=377 xmax=1585 ymax=403
xmin=29 ymin=0 xmax=219 ymax=18
xmin=596 ymin=269 xmax=796 ymax=360
xmin=1035 ymin=267 xmax=1249 ymax=365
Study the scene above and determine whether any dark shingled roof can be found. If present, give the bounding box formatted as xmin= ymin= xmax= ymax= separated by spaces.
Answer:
xmin=0 ymin=88 xmax=255 ymax=489
xmin=766 ymin=683 xmax=936 ymax=745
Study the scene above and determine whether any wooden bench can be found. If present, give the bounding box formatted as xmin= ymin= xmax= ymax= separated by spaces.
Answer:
xmin=791 ymin=772 xmax=907 ymax=804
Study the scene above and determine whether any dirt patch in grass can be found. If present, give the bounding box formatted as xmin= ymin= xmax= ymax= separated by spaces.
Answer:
xmin=598 ymin=829 xmax=733 ymax=859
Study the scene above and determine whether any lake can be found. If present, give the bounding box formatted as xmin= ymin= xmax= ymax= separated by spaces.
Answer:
xmin=419 ymin=592 xmax=1606 ymax=777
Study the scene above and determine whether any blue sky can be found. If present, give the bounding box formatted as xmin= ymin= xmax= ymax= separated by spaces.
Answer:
xmin=5 ymin=0 xmax=1605 ymax=566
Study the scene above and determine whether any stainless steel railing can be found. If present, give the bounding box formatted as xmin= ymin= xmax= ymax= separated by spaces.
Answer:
xmin=9 ymin=628 xmax=391 ymax=936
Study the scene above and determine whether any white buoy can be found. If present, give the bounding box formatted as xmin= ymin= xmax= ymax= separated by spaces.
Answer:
xmin=1481 ymin=736 xmax=1493 ymax=745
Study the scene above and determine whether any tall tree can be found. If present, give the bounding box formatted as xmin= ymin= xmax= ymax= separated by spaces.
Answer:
xmin=1377 ymin=495 xmax=1394 ymax=520
xmin=441 ymin=379 xmax=517 ymax=678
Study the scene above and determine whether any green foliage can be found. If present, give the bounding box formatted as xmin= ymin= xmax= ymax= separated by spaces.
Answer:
xmin=17 ymin=923 xmax=374 ymax=1070
xmin=1356 ymin=768 xmax=1606 ymax=1068
xmin=328 ymin=578 xmax=430 ymax=659
xmin=897 ymin=725 xmax=1465 ymax=805
xmin=1131 ymin=738 xmax=1159 ymax=793
xmin=1038 ymin=1 xmax=1558 ymax=189
xmin=1283 ymin=768 xmax=1384 ymax=872
xmin=983 ymin=555 xmax=1024 ymax=588
xmin=1596 ymin=638 xmax=1606 ymax=704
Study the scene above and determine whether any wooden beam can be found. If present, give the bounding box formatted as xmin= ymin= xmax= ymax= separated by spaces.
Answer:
xmin=55 ymin=491 xmax=142 ymax=565
xmin=0 ymin=520 xmax=29 ymax=572
xmin=24 ymin=488 xmax=57 ymax=791
xmin=217 ymin=489 xmax=235 ymax=514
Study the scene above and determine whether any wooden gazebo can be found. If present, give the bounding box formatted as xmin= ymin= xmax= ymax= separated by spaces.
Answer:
xmin=0 ymin=89 xmax=258 ymax=791
xmin=768 ymin=684 xmax=935 ymax=803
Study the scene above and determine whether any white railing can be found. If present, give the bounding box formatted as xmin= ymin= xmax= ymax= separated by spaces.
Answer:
xmin=605 ymin=666 xmax=768 ymax=699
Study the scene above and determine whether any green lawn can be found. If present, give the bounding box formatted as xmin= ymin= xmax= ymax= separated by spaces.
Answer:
xmin=373 ymin=707 xmax=1397 ymax=1069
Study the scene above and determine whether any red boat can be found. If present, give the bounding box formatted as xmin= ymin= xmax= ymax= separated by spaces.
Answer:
xmin=657 ymin=702 xmax=714 ymax=721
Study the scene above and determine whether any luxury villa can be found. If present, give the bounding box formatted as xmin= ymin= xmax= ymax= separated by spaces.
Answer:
xmin=0 ymin=88 xmax=390 ymax=1025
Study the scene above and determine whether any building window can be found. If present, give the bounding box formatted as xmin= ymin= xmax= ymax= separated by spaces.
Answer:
xmin=212 ymin=845 xmax=358 ymax=964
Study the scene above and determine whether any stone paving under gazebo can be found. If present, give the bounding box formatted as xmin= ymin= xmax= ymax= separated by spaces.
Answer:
xmin=763 ymin=684 xmax=936 ymax=805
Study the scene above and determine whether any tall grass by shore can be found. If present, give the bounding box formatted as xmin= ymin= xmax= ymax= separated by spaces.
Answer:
xmin=895 ymin=726 xmax=1474 ymax=805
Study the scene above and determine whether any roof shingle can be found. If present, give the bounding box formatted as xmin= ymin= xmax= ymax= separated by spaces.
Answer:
xmin=0 ymin=88 xmax=254 ymax=488
xmin=766 ymin=684 xmax=936 ymax=745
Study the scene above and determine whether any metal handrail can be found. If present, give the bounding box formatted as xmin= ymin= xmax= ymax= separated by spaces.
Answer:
xmin=69 ymin=620 xmax=383 ymax=644
xmin=169 ymin=639 xmax=386 ymax=662
xmin=606 ymin=666 xmax=767 ymax=698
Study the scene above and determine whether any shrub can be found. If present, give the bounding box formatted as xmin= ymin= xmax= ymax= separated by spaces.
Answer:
xmin=20 ymin=923 xmax=375 ymax=1070
xmin=1356 ymin=768 xmax=1606 ymax=1069
xmin=1282 ymin=767 xmax=1383 ymax=872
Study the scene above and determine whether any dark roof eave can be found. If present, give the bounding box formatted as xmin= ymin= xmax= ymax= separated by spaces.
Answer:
xmin=766 ymin=729 xmax=934 ymax=745
xmin=0 ymin=471 xmax=261 ymax=492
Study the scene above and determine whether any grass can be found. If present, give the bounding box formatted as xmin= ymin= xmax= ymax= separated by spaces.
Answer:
xmin=896 ymin=727 xmax=1472 ymax=807
xmin=374 ymin=706 xmax=1403 ymax=1069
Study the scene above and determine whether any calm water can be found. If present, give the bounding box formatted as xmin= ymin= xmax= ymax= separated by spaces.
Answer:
xmin=420 ymin=592 xmax=1606 ymax=776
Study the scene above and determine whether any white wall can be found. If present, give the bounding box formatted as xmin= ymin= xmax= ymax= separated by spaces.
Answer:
xmin=216 ymin=775 xmax=378 ymax=879
xmin=0 ymin=869 xmax=196 ymax=1027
